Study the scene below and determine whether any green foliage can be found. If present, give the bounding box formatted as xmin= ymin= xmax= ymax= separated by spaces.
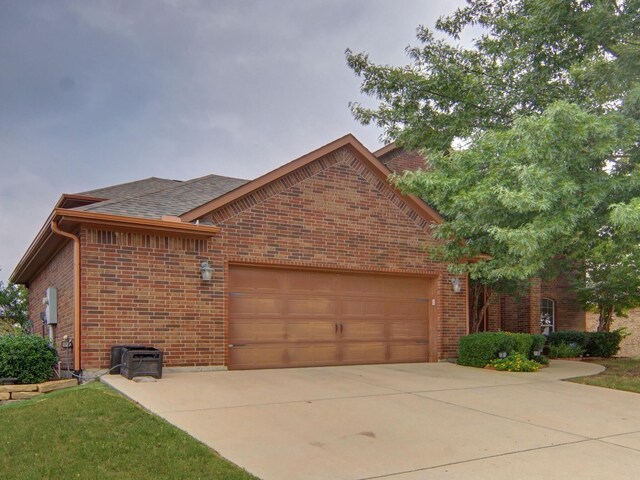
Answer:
xmin=547 ymin=331 xmax=589 ymax=349
xmin=530 ymin=334 xmax=547 ymax=355
xmin=458 ymin=333 xmax=514 ymax=368
xmin=548 ymin=342 xmax=585 ymax=359
xmin=586 ymin=329 xmax=629 ymax=357
xmin=457 ymin=332 xmax=546 ymax=368
xmin=489 ymin=352 xmax=541 ymax=372
xmin=347 ymin=0 xmax=640 ymax=318
xmin=0 ymin=334 xmax=57 ymax=384
xmin=0 ymin=281 xmax=29 ymax=333
xmin=547 ymin=329 xmax=628 ymax=357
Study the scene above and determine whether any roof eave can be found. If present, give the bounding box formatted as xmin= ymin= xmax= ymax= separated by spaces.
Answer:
xmin=10 ymin=209 xmax=220 ymax=286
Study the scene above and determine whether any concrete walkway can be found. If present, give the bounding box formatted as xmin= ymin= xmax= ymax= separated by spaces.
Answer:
xmin=102 ymin=361 xmax=640 ymax=480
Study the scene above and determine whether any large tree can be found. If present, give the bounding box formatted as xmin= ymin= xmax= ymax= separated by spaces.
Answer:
xmin=0 ymin=280 xmax=29 ymax=334
xmin=347 ymin=0 xmax=640 ymax=331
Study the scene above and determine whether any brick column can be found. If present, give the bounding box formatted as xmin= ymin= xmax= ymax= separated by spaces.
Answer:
xmin=528 ymin=278 xmax=542 ymax=334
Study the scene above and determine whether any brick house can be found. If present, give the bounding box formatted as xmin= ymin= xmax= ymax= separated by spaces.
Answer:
xmin=10 ymin=134 xmax=585 ymax=373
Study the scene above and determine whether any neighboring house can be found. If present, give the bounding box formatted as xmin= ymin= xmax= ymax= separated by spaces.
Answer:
xmin=10 ymin=134 xmax=585 ymax=373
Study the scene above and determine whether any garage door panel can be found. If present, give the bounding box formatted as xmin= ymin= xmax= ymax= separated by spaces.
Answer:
xmin=229 ymin=346 xmax=286 ymax=370
xmin=340 ymin=343 xmax=387 ymax=364
xmin=387 ymin=301 xmax=428 ymax=318
xmin=389 ymin=320 xmax=428 ymax=340
xmin=229 ymin=267 xmax=286 ymax=293
xmin=286 ymin=298 xmax=337 ymax=316
xmin=228 ymin=266 xmax=432 ymax=369
xmin=287 ymin=343 xmax=339 ymax=366
xmin=285 ymin=271 xmax=336 ymax=293
xmin=340 ymin=321 xmax=386 ymax=341
xmin=231 ymin=321 xmax=287 ymax=342
xmin=389 ymin=343 xmax=428 ymax=363
xmin=229 ymin=296 xmax=283 ymax=316
xmin=341 ymin=299 xmax=386 ymax=317
xmin=287 ymin=321 xmax=338 ymax=341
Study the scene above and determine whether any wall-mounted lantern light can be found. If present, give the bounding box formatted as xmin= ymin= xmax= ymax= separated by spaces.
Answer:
xmin=200 ymin=261 xmax=213 ymax=281
xmin=450 ymin=277 xmax=462 ymax=293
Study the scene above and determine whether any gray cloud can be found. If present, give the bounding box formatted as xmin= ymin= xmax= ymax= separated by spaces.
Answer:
xmin=0 ymin=0 xmax=465 ymax=281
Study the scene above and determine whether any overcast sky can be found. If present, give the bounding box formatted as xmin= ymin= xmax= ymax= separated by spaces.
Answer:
xmin=0 ymin=0 xmax=468 ymax=283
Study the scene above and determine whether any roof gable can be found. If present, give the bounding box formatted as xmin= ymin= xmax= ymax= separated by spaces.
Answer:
xmin=181 ymin=134 xmax=442 ymax=225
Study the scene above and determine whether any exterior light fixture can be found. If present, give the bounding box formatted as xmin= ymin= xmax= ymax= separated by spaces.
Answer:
xmin=498 ymin=351 xmax=508 ymax=359
xmin=200 ymin=261 xmax=213 ymax=281
xmin=450 ymin=277 xmax=462 ymax=293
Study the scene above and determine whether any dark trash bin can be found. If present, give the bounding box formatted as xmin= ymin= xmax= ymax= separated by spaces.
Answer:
xmin=120 ymin=347 xmax=163 ymax=380
xmin=110 ymin=345 xmax=147 ymax=374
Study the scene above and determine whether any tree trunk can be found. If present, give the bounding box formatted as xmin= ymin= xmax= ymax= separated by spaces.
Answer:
xmin=469 ymin=284 xmax=494 ymax=333
xmin=597 ymin=304 xmax=614 ymax=332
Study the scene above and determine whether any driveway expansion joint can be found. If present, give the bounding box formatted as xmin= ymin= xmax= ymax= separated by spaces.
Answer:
xmin=355 ymin=438 xmax=601 ymax=480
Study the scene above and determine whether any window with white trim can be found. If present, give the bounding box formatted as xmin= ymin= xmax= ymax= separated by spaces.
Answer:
xmin=540 ymin=298 xmax=555 ymax=335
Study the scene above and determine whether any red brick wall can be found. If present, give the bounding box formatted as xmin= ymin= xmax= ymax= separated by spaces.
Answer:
xmin=207 ymin=146 xmax=467 ymax=360
xmin=378 ymin=149 xmax=426 ymax=173
xmin=28 ymin=241 xmax=76 ymax=369
xmin=74 ymin=146 xmax=467 ymax=368
xmin=541 ymin=275 xmax=585 ymax=332
xmin=80 ymin=229 xmax=223 ymax=369
xmin=488 ymin=278 xmax=585 ymax=335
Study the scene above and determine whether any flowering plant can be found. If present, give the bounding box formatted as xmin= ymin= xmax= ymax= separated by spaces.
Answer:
xmin=488 ymin=352 xmax=541 ymax=372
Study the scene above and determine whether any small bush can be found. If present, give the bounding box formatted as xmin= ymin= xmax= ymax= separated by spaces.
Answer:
xmin=547 ymin=331 xmax=589 ymax=349
xmin=458 ymin=333 xmax=515 ymax=368
xmin=511 ymin=333 xmax=533 ymax=356
xmin=457 ymin=332 xmax=546 ymax=368
xmin=535 ymin=354 xmax=550 ymax=366
xmin=546 ymin=329 xmax=628 ymax=358
xmin=530 ymin=334 xmax=547 ymax=354
xmin=0 ymin=334 xmax=58 ymax=384
xmin=488 ymin=353 xmax=541 ymax=372
xmin=585 ymin=329 xmax=628 ymax=358
xmin=548 ymin=342 xmax=585 ymax=358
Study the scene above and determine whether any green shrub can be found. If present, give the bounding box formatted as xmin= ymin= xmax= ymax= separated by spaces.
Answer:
xmin=546 ymin=331 xmax=589 ymax=349
xmin=530 ymin=334 xmax=547 ymax=355
xmin=546 ymin=329 xmax=628 ymax=358
xmin=535 ymin=354 xmax=550 ymax=365
xmin=585 ymin=329 xmax=628 ymax=358
xmin=488 ymin=352 xmax=541 ymax=372
xmin=548 ymin=342 xmax=585 ymax=358
xmin=458 ymin=333 xmax=515 ymax=367
xmin=0 ymin=334 xmax=58 ymax=384
xmin=511 ymin=333 xmax=533 ymax=356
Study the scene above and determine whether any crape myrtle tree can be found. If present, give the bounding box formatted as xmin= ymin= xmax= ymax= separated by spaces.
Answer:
xmin=346 ymin=0 xmax=640 ymax=332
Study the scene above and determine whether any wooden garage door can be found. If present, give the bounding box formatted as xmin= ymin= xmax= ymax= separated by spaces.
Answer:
xmin=228 ymin=266 xmax=432 ymax=369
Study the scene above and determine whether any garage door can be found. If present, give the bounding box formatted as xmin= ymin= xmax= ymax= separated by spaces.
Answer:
xmin=228 ymin=265 xmax=433 ymax=369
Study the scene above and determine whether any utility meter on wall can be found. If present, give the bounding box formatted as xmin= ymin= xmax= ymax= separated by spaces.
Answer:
xmin=44 ymin=287 xmax=58 ymax=325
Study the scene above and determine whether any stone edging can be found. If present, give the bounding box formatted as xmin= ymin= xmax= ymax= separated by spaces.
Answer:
xmin=0 ymin=379 xmax=77 ymax=402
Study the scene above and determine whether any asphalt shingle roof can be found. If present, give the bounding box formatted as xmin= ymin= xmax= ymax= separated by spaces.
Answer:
xmin=74 ymin=174 xmax=249 ymax=219
xmin=77 ymin=177 xmax=183 ymax=201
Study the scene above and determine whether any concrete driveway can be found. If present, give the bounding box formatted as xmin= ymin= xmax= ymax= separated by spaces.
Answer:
xmin=102 ymin=361 xmax=640 ymax=480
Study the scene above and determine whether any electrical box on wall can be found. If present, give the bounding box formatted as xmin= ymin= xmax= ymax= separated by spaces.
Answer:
xmin=44 ymin=287 xmax=58 ymax=325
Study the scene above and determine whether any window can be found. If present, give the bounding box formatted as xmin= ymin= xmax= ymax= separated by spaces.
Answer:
xmin=540 ymin=298 xmax=555 ymax=335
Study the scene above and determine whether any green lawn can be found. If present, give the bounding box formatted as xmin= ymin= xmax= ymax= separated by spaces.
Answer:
xmin=568 ymin=357 xmax=640 ymax=394
xmin=0 ymin=381 xmax=257 ymax=480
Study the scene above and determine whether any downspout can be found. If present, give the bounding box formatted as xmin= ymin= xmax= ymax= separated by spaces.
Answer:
xmin=50 ymin=220 xmax=81 ymax=373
